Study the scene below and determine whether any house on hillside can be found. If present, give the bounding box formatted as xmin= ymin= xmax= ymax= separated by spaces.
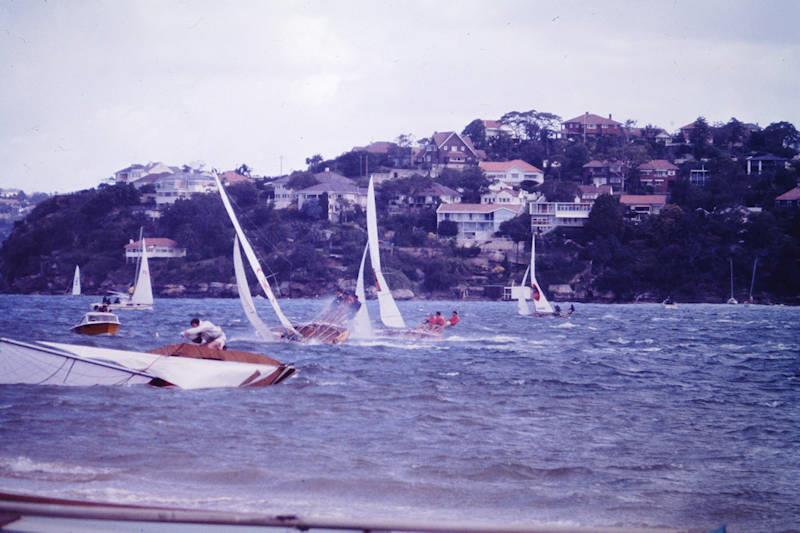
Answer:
xmin=220 ymin=170 xmax=252 ymax=186
xmin=480 ymin=187 xmax=526 ymax=206
xmin=746 ymin=154 xmax=791 ymax=176
xmin=124 ymin=238 xmax=186 ymax=261
xmin=436 ymin=203 xmax=522 ymax=241
xmin=153 ymin=171 xmax=217 ymax=206
xmin=529 ymin=198 xmax=594 ymax=234
xmin=479 ymin=159 xmax=544 ymax=187
xmin=583 ymin=159 xmax=625 ymax=188
xmin=114 ymin=162 xmax=175 ymax=184
xmin=638 ymin=160 xmax=679 ymax=193
xmin=369 ymin=168 xmax=421 ymax=184
xmin=416 ymin=131 xmax=486 ymax=172
xmin=776 ymin=186 xmax=800 ymax=208
xmin=562 ymin=112 xmax=623 ymax=141
xmin=296 ymin=174 xmax=367 ymax=222
xmin=577 ymin=184 xmax=613 ymax=202
xmin=620 ymin=194 xmax=667 ymax=220
xmin=389 ymin=182 xmax=461 ymax=212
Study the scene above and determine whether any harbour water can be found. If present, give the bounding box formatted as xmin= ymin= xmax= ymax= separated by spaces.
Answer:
xmin=0 ymin=295 xmax=798 ymax=531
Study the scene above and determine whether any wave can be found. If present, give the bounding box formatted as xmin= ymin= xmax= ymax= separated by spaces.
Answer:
xmin=464 ymin=462 xmax=594 ymax=482
xmin=0 ymin=456 xmax=117 ymax=483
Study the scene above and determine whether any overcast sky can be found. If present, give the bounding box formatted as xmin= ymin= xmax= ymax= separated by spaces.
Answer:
xmin=1 ymin=0 xmax=798 ymax=193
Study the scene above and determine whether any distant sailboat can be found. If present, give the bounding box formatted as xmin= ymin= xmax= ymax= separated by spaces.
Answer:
xmin=727 ymin=258 xmax=738 ymax=305
xmin=94 ymin=237 xmax=154 ymax=310
xmin=746 ymin=257 xmax=758 ymax=305
xmin=518 ymin=233 xmax=554 ymax=316
xmin=71 ymin=266 xmax=81 ymax=296
xmin=350 ymin=242 xmax=373 ymax=339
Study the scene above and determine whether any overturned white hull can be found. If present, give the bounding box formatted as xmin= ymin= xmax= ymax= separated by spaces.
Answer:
xmin=0 ymin=338 xmax=294 ymax=389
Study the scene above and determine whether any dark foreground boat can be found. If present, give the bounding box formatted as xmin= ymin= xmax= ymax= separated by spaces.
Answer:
xmin=0 ymin=490 xmax=682 ymax=533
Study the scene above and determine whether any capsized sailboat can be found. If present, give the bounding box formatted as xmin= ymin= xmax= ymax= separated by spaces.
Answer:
xmin=0 ymin=337 xmax=295 ymax=389
xmin=218 ymin=175 xmax=348 ymax=344
xmin=71 ymin=265 xmax=81 ymax=296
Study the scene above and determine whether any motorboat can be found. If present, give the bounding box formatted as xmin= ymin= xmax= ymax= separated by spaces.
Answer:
xmin=70 ymin=312 xmax=121 ymax=336
xmin=0 ymin=338 xmax=295 ymax=389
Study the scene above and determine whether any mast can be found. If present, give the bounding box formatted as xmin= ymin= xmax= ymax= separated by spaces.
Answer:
xmin=749 ymin=257 xmax=758 ymax=301
xmin=729 ymin=257 xmax=735 ymax=300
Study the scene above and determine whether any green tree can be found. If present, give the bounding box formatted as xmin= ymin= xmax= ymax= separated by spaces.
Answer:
xmin=585 ymin=194 xmax=623 ymax=239
xmin=462 ymin=119 xmax=487 ymax=149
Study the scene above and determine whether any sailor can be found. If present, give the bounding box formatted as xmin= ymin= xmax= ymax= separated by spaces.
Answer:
xmin=554 ymin=304 xmax=562 ymax=317
xmin=432 ymin=311 xmax=446 ymax=328
xmin=182 ymin=318 xmax=227 ymax=350
xmin=447 ymin=310 xmax=460 ymax=327
xmin=568 ymin=304 xmax=575 ymax=315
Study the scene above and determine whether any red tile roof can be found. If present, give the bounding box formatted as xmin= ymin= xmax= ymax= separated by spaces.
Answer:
xmin=479 ymin=159 xmax=542 ymax=173
xmin=563 ymin=113 xmax=622 ymax=126
xmin=776 ymin=186 xmax=800 ymax=201
xmin=437 ymin=203 xmax=523 ymax=214
xmin=221 ymin=171 xmax=251 ymax=184
xmin=638 ymin=160 xmax=678 ymax=171
xmin=620 ymin=195 xmax=668 ymax=206
xmin=482 ymin=119 xmax=501 ymax=129
xmin=125 ymin=238 xmax=180 ymax=250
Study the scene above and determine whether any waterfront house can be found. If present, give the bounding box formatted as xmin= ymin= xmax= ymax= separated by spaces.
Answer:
xmin=124 ymin=238 xmax=186 ymax=261
xmin=436 ymin=203 xmax=523 ymax=242
xmin=479 ymin=159 xmax=544 ymax=187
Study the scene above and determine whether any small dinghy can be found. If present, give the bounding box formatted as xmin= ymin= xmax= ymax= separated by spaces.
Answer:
xmin=70 ymin=311 xmax=121 ymax=336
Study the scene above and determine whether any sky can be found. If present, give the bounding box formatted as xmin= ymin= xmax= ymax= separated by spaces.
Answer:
xmin=0 ymin=0 xmax=798 ymax=193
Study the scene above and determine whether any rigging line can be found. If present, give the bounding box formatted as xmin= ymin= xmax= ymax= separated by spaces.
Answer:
xmin=36 ymin=358 xmax=69 ymax=385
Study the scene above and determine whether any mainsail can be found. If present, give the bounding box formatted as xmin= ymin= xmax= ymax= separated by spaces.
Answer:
xmin=130 ymin=238 xmax=153 ymax=306
xmin=214 ymin=175 xmax=299 ymax=336
xmin=233 ymin=236 xmax=274 ymax=340
xmin=529 ymin=234 xmax=554 ymax=315
xmin=351 ymin=242 xmax=373 ymax=338
xmin=517 ymin=265 xmax=531 ymax=316
xmin=71 ymin=265 xmax=81 ymax=296
xmin=366 ymin=177 xmax=406 ymax=329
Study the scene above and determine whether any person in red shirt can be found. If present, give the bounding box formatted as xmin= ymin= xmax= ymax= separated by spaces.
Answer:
xmin=447 ymin=310 xmax=459 ymax=327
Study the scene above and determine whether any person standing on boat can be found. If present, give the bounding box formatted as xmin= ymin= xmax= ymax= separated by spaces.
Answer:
xmin=182 ymin=318 xmax=226 ymax=350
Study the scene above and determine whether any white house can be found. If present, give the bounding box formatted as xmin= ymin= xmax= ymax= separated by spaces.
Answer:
xmin=479 ymin=160 xmax=544 ymax=187
xmin=153 ymin=171 xmax=217 ymax=205
xmin=436 ymin=203 xmax=523 ymax=241
xmin=296 ymin=175 xmax=368 ymax=222
xmin=480 ymin=187 xmax=525 ymax=206
xmin=124 ymin=238 xmax=186 ymax=261
xmin=529 ymin=198 xmax=594 ymax=234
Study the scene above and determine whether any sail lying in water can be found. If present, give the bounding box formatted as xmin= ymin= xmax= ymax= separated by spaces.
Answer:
xmin=71 ymin=265 xmax=81 ymax=296
xmin=366 ymin=177 xmax=406 ymax=329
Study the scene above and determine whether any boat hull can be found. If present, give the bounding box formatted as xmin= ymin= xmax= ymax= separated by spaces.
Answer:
xmin=71 ymin=322 xmax=120 ymax=336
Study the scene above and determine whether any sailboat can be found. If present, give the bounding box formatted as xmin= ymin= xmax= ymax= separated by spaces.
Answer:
xmin=350 ymin=242 xmax=373 ymax=339
xmin=218 ymin=175 xmax=348 ymax=344
xmin=71 ymin=266 xmax=81 ymax=296
xmin=517 ymin=233 xmax=555 ymax=316
xmin=726 ymin=258 xmax=738 ymax=305
xmin=745 ymin=257 xmax=758 ymax=305
xmin=94 ymin=237 xmax=154 ymax=311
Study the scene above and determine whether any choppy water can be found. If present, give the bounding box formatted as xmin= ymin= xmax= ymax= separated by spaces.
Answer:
xmin=0 ymin=295 xmax=798 ymax=531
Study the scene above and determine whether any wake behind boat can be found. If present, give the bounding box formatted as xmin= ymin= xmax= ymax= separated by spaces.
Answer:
xmin=0 ymin=337 xmax=295 ymax=389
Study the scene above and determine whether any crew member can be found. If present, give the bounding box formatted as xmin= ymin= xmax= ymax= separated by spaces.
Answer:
xmin=447 ymin=311 xmax=460 ymax=327
xmin=432 ymin=311 xmax=446 ymax=328
xmin=182 ymin=318 xmax=227 ymax=350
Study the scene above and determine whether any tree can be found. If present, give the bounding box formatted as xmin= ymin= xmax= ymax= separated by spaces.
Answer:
xmin=585 ymin=194 xmax=623 ymax=239
xmin=437 ymin=220 xmax=458 ymax=237
xmin=305 ymin=154 xmax=323 ymax=168
xmin=462 ymin=119 xmax=487 ymax=149
xmin=236 ymin=163 xmax=252 ymax=177
xmin=497 ymin=214 xmax=531 ymax=243
xmin=689 ymin=116 xmax=712 ymax=157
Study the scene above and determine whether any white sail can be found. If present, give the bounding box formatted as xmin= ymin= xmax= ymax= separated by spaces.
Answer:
xmin=234 ymin=236 xmax=275 ymax=340
xmin=214 ymin=175 xmax=299 ymax=336
xmin=530 ymin=235 xmax=554 ymax=315
xmin=517 ymin=265 xmax=531 ymax=316
xmin=71 ymin=265 xmax=81 ymax=296
xmin=130 ymin=238 xmax=153 ymax=306
xmin=351 ymin=242 xmax=373 ymax=338
xmin=366 ymin=177 xmax=406 ymax=329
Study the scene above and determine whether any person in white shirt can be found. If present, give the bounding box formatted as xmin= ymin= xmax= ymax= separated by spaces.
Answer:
xmin=182 ymin=318 xmax=226 ymax=350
